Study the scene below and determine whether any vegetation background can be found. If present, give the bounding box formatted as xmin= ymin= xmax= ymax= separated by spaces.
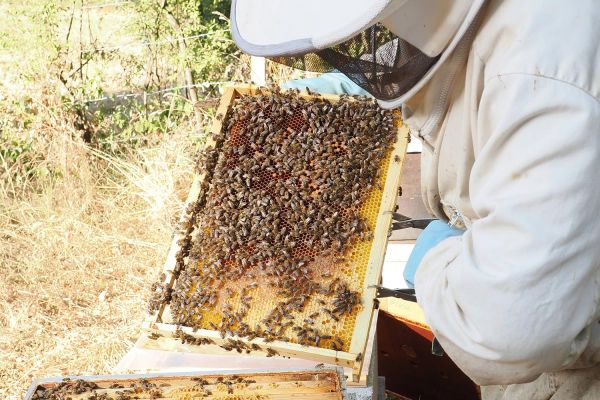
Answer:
xmin=0 ymin=1 xmax=305 ymax=398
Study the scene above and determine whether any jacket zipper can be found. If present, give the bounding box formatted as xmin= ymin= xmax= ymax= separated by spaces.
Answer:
xmin=418 ymin=12 xmax=483 ymax=141
xmin=448 ymin=206 xmax=464 ymax=229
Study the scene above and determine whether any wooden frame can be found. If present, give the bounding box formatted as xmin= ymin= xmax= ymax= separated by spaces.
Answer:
xmin=142 ymin=85 xmax=410 ymax=382
xmin=24 ymin=369 xmax=346 ymax=400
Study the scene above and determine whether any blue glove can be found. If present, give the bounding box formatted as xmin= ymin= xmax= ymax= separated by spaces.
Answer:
xmin=404 ymin=220 xmax=464 ymax=288
xmin=282 ymin=72 xmax=371 ymax=97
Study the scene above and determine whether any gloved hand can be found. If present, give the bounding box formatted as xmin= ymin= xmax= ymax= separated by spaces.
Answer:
xmin=404 ymin=220 xmax=464 ymax=288
xmin=282 ymin=72 xmax=371 ymax=97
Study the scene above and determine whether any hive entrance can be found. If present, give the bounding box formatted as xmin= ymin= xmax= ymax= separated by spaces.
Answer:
xmin=149 ymin=88 xmax=398 ymax=355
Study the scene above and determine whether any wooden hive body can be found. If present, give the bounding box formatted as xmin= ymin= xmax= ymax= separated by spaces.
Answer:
xmin=24 ymin=369 xmax=346 ymax=400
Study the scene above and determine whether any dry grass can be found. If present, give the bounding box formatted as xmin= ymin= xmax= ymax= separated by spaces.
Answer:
xmin=0 ymin=104 xmax=196 ymax=398
xmin=0 ymin=2 xmax=202 ymax=397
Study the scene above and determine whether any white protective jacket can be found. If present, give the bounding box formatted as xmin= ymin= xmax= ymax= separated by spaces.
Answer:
xmin=408 ymin=0 xmax=600 ymax=397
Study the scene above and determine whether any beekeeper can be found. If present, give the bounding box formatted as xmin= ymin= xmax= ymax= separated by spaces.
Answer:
xmin=230 ymin=0 xmax=600 ymax=398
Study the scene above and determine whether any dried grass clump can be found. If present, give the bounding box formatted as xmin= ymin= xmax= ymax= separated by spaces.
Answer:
xmin=0 ymin=108 xmax=195 ymax=398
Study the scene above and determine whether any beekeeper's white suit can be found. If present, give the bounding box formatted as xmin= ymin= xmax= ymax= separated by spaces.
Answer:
xmin=231 ymin=0 xmax=600 ymax=398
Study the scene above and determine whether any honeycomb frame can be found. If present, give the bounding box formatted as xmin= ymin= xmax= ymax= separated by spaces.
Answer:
xmin=142 ymin=85 xmax=410 ymax=382
xmin=24 ymin=369 xmax=346 ymax=400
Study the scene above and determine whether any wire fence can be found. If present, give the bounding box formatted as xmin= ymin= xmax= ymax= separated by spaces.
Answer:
xmin=79 ymin=81 xmax=235 ymax=104
xmin=86 ymin=30 xmax=229 ymax=53
xmin=82 ymin=1 xmax=132 ymax=10
xmin=49 ymin=0 xmax=241 ymax=111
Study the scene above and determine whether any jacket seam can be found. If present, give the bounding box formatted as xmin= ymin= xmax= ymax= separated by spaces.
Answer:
xmin=472 ymin=45 xmax=486 ymax=67
xmin=485 ymin=72 xmax=600 ymax=103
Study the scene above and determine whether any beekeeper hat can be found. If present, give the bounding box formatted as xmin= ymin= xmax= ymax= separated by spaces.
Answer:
xmin=231 ymin=0 xmax=485 ymax=108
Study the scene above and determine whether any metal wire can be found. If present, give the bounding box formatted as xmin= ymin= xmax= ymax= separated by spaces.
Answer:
xmin=82 ymin=1 xmax=132 ymax=9
xmin=86 ymin=30 xmax=229 ymax=53
xmin=80 ymin=81 xmax=234 ymax=104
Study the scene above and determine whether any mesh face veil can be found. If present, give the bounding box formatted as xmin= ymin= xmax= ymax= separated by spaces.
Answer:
xmin=231 ymin=0 xmax=485 ymax=106
xmin=269 ymin=24 xmax=440 ymax=101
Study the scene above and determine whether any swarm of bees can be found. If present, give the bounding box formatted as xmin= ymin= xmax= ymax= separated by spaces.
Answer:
xmin=30 ymin=376 xmax=269 ymax=400
xmin=31 ymin=378 xmax=163 ymax=400
xmin=149 ymin=89 xmax=397 ymax=353
xmin=31 ymin=379 xmax=100 ymax=400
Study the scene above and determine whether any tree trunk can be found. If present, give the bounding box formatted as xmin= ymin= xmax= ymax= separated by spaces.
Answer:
xmin=159 ymin=0 xmax=203 ymax=125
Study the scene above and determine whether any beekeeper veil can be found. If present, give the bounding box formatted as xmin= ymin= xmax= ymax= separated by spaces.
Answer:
xmin=231 ymin=0 xmax=485 ymax=108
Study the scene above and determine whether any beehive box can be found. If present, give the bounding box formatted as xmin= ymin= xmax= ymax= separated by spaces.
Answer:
xmin=24 ymin=369 xmax=346 ymax=400
xmin=143 ymin=85 xmax=410 ymax=381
